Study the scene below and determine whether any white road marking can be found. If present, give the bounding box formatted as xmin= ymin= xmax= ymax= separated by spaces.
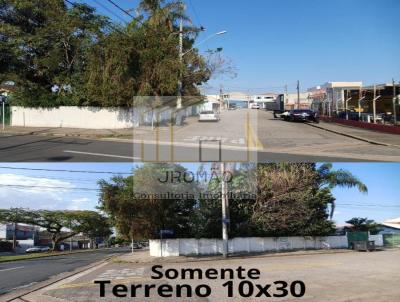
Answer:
xmin=64 ymin=150 xmax=140 ymax=160
xmin=0 ymin=266 xmax=24 ymax=272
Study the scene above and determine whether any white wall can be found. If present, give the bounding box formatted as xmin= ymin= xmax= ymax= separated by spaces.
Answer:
xmin=369 ymin=234 xmax=384 ymax=247
xmin=11 ymin=106 xmax=199 ymax=129
xmin=11 ymin=106 xmax=135 ymax=129
xmin=150 ymin=236 xmax=349 ymax=257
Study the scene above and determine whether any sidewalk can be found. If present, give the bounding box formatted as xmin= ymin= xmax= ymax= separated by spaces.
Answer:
xmin=114 ymin=248 xmax=353 ymax=264
xmin=308 ymin=121 xmax=400 ymax=147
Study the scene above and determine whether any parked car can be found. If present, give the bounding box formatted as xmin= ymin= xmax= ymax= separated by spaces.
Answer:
xmin=198 ymin=111 xmax=220 ymax=122
xmin=250 ymin=103 xmax=260 ymax=109
xmin=228 ymin=104 xmax=237 ymax=110
xmin=287 ymin=109 xmax=319 ymax=123
xmin=26 ymin=246 xmax=51 ymax=253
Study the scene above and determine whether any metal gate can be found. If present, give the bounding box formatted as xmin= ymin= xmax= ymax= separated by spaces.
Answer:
xmin=383 ymin=234 xmax=400 ymax=247
xmin=347 ymin=231 xmax=369 ymax=248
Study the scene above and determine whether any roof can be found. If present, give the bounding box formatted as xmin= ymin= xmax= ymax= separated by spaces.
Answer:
xmin=381 ymin=218 xmax=400 ymax=230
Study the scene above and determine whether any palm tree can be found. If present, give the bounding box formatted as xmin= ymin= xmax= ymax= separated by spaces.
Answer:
xmin=317 ymin=163 xmax=368 ymax=218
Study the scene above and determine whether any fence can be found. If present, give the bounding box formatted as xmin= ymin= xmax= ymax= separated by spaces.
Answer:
xmin=149 ymin=236 xmax=349 ymax=257
xmin=10 ymin=105 xmax=202 ymax=129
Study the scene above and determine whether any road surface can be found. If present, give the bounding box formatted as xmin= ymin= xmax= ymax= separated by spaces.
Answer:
xmin=23 ymin=249 xmax=400 ymax=302
xmin=1 ymin=110 xmax=400 ymax=162
xmin=0 ymin=248 xmax=129 ymax=295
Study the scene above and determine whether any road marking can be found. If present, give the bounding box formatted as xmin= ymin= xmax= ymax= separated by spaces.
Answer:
xmin=64 ymin=150 xmax=140 ymax=160
xmin=0 ymin=266 xmax=24 ymax=272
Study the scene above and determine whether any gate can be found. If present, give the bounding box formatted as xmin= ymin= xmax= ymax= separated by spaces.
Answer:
xmin=347 ymin=231 xmax=369 ymax=248
xmin=383 ymin=234 xmax=400 ymax=247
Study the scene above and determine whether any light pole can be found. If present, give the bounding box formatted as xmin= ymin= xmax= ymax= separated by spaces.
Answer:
xmin=221 ymin=162 xmax=229 ymax=258
xmin=177 ymin=22 xmax=227 ymax=109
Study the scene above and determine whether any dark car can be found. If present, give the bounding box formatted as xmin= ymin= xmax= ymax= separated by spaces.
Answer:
xmin=287 ymin=109 xmax=319 ymax=123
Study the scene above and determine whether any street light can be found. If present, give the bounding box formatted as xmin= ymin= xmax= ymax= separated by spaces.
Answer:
xmin=176 ymin=20 xmax=228 ymax=109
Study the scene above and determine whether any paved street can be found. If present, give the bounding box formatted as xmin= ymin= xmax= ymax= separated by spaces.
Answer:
xmin=20 ymin=249 xmax=400 ymax=302
xmin=0 ymin=248 xmax=128 ymax=296
xmin=2 ymin=109 xmax=400 ymax=162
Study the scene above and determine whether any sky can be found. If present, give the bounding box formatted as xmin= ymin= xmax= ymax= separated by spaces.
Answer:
xmin=80 ymin=0 xmax=400 ymax=94
xmin=0 ymin=163 xmax=399 ymax=225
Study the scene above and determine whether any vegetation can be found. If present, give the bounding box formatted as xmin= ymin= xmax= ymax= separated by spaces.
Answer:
xmin=99 ymin=163 xmax=368 ymax=240
xmin=0 ymin=0 xmax=231 ymax=107
xmin=346 ymin=217 xmax=381 ymax=234
xmin=0 ymin=208 xmax=112 ymax=250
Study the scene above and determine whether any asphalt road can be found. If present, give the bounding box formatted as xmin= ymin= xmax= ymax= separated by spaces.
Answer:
xmin=0 ymin=248 xmax=129 ymax=295
xmin=33 ymin=249 xmax=400 ymax=301
xmin=1 ymin=110 xmax=400 ymax=162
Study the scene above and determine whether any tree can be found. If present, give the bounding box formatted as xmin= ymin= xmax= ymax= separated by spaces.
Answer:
xmin=195 ymin=163 xmax=368 ymax=238
xmin=346 ymin=217 xmax=381 ymax=235
xmin=0 ymin=0 xmax=107 ymax=107
xmin=0 ymin=208 xmax=111 ymax=250
xmin=98 ymin=163 xmax=199 ymax=240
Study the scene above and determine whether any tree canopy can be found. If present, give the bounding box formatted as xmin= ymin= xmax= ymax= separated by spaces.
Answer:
xmin=1 ymin=0 xmax=230 ymax=107
xmin=98 ymin=163 xmax=368 ymax=240
xmin=0 ymin=208 xmax=112 ymax=250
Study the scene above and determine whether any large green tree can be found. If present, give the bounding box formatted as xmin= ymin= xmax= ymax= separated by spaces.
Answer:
xmin=0 ymin=208 xmax=112 ymax=250
xmin=0 ymin=0 xmax=107 ymax=106
xmin=98 ymin=163 xmax=198 ymax=240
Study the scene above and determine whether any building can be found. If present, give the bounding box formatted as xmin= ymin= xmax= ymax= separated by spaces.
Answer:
xmin=379 ymin=218 xmax=400 ymax=234
xmin=251 ymin=93 xmax=279 ymax=110
xmin=284 ymin=92 xmax=313 ymax=110
xmin=308 ymin=82 xmax=363 ymax=116
xmin=223 ymin=91 xmax=251 ymax=109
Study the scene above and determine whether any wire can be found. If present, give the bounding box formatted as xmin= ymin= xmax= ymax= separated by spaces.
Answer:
xmin=0 ymin=166 xmax=132 ymax=175
xmin=0 ymin=184 xmax=100 ymax=191
xmin=92 ymin=0 xmax=129 ymax=24
xmin=105 ymin=0 xmax=134 ymax=18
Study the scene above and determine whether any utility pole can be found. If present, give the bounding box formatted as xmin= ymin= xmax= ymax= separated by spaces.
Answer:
xmin=219 ymin=86 xmax=224 ymax=111
xmin=69 ymin=219 xmax=72 ymax=252
xmin=373 ymin=85 xmax=377 ymax=124
xmin=221 ymin=162 xmax=229 ymax=258
xmin=177 ymin=18 xmax=183 ymax=110
xmin=393 ymin=79 xmax=397 ymax=125
xmin=2 ymin=98 xmax=5 ymax=131
xmin=297 ymin=80 xmax=300 ymax=109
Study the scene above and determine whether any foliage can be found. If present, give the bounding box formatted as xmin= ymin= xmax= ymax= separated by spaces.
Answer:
xmin=1 ymin=0 xmax=231 ymax=107
xmin=0 ymin=208 xmax=111 ymax=250
xmin=0 ymin=240 xmax=13 ymax=252
xmin=346 ymin=217 xmax=381 ymax=235
xmin=98 ymin=163 xmax=198 ymax=240
xmin=98 ymin=163 xmax=368 ymax=239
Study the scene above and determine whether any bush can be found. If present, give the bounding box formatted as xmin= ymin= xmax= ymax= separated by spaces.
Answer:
xmin=0 ymin=240 xmax=13 ymax=252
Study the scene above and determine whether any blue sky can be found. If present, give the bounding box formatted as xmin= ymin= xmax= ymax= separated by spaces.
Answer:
xmin=0 ymin=163 xmax=399 ymax=225
xmin=81 ymin=0 xmax=400 ymax=94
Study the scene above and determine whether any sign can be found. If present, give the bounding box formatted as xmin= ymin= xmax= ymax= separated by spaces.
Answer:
xmin=160 ymin=229 xmax=174 ymax=236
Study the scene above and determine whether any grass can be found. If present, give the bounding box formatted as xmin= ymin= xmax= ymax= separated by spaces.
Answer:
xmin=0 ymin=249 xmax=98 ymax=263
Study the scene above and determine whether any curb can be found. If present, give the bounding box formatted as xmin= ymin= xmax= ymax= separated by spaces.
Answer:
xmin=1 ymin=254 xmax=116 ymax=302
xmin=114 ymin=249 xmax=355 ymax=265
xmin=306 ymin=123 xmax=400 ymax=148
xmin=0 ymin=248 xmax=115 ymax=264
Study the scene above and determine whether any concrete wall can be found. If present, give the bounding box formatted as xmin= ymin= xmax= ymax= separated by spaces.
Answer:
xmin=11 ymin=106 xmax=199 ymax=129
xmin=369 ymin=234 xmax=384 ymax=246
xmin=149 ymin=236 xmax=349 ymax=257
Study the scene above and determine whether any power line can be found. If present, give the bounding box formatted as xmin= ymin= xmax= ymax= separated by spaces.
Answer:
xmin=0 ymin=166 xmax=132 ymax=175
xmin=0 ymin=184 xmax=100 ymax=191
xmin=105 ymin=0 xmax=134 ymax=18
xmin=92 ymin=0 xmax=129 ymax=24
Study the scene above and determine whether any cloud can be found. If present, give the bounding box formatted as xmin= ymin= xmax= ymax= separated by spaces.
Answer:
xmin=0 ymin=174 xmax=95 ymax=210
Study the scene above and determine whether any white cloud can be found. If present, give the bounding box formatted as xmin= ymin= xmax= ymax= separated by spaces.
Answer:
xmin=0 ymin=174 xmax=95 ymax=210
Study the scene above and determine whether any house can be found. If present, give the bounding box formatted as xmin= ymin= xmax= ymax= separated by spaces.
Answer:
xmin=379 ymin=218 xmax=400 ymax=234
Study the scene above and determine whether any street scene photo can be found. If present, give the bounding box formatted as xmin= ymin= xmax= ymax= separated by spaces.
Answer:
xmin=1 ymin=0 xmax=400 ymax=302
xmin=0 ymin=163 xmax=400 ymax=301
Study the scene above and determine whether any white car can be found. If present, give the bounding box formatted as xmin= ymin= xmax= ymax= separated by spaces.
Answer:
xmin=250 ymin=103 xmax=260 ymax=109
xmin=199 ymin=111 xmax=220 ymax=122
xmin=26 ymin=246 xmax=51 ymax=253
